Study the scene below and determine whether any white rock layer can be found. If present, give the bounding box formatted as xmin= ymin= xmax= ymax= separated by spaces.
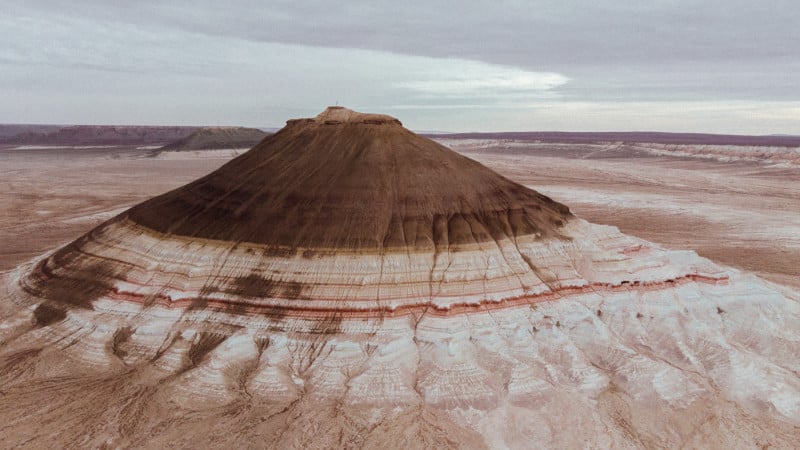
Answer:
xmin=1 ymin=219 xmax=798 ymax=448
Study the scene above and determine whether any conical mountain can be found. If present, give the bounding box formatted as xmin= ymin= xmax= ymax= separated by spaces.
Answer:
xmin=1 ymin=107 xmax=799 ymax=448
xmin=21 ymin=106 xmax=575 ymax=313
xmin=133 ymin=106 xmax=570 ymax=248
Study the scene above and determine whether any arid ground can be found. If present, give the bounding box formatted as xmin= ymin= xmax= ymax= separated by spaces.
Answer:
xmin=0 ymin=132 xmax=799 ymax=448
xmin=1 ymin=140 xmax=798 ymax=289
xmin=444 ymin=139 xmax=800 ymax=289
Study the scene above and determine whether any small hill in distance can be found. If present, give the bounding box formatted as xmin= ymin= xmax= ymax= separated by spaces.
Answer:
xmin=158 ymin=126 xmax=268 ymax=152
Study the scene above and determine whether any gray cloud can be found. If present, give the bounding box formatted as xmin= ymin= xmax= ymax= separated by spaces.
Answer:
xmin=11 ymin=1 xmax=799 ymax=67
xmin=1 ymin=1 xmax=799 ymax=132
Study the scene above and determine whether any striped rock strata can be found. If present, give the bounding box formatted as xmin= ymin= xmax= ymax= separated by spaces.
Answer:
xmin=1 ymin=107 xmax=799 ymax=448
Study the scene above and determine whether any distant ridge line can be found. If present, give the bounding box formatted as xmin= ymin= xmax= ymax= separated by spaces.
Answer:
xmin=425 ymin=131 xmax=800 ymax=147
xmin=0 ymin=125 xmax=200 ymax=146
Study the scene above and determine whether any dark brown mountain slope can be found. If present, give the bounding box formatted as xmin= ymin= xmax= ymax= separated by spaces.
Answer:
xmin=128 ymin=107 xmax=571 ymax=250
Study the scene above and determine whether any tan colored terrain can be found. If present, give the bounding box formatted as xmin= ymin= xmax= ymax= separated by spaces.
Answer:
xmin=0 ymin=146 xmax=228 ymax=270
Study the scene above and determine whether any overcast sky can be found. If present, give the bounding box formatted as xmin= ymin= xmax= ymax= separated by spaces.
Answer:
xmin=1 ymin=1 xmax=799 ymax=133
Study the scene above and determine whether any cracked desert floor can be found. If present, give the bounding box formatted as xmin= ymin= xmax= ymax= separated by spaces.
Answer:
xmin=1 ymin=141 xmax=798 ymax=291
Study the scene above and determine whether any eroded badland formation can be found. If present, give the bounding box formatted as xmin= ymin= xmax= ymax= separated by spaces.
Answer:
xmin=0 ymin=108 xmax=798 ymax=448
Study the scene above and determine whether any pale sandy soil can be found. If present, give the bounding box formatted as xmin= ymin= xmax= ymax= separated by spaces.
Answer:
xmin=1 ymin=142 xmax=797 ymax=289
xmin=0 ymin=146 xmax=234 ymax=271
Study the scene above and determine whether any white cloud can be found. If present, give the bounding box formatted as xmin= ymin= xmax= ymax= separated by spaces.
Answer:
xmin=397 ymin=62 xmax=568 ymax=98
xmin=0 ymin=11 xmax=572 ymax=125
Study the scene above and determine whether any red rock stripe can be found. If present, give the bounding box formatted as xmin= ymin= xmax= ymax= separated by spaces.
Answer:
xmin=26 ymin=270 xmax=728 ymax=319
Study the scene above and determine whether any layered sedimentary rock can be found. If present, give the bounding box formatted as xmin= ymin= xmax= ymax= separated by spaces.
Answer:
xmin=1 ymin=107 xmax=798 ymax=448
